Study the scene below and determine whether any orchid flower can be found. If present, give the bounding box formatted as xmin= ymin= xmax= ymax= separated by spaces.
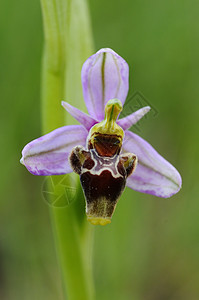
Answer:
xmin=20 ymin=48 xmax=182 ymax=225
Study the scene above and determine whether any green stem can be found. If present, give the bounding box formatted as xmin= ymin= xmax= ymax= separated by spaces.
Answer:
xmin=49 ymin=184 xmax=94 ymax=300
xmin=40 ymin=0 xmax=95 ymax=299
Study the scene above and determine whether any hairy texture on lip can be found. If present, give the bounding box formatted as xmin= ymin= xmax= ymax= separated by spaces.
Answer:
xmin=81 ymin=170 xmax=125 ymax=204
xmin=81 ymin=170 xmax=125 ymax=219
xmin=69 ymin=146 xmax=138 ymax=222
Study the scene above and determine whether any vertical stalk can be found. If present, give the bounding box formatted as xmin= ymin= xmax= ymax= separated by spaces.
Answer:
xmin=41 ymin=0 xmax=67 ymax=133
xmin=40 ymin=0 xmax=95 ymax=299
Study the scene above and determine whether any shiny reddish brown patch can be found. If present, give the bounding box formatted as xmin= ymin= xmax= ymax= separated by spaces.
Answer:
xmin=91 ymin=133 xmax=121 ymax=157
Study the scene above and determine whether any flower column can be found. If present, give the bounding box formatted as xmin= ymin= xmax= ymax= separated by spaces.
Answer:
xmin=40 ymin=0 xmax=94 ymax=299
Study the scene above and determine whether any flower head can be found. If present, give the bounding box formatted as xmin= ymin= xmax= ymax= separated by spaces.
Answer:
xmin=21 ymin=48 xmax=182 ymax=225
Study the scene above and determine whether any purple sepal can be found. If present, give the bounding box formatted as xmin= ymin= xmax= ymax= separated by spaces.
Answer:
xmin=21 ymin=125 xmax=87 ymax=176
xmin=81 ymin=48 xmax=129 ymax=121
xmin=123 ymin=131 xmax=182 ymax=198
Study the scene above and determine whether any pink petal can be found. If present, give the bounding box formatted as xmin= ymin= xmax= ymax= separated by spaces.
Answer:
xmin=81 ymin=48 xmax=129 ymax=121
xmin=118 ymin=106 xmax=151 ymax=130
xmin=123 ymin=131 xmax=182 ymax=198
xmin=61 ymin=101 xmax=97 ymax=130
xmin=21 ymin=125 xmax=87 ymax=176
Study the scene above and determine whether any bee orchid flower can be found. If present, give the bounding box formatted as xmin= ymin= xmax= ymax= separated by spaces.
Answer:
xmin=20 ymin=48 xmax=182 ymax=225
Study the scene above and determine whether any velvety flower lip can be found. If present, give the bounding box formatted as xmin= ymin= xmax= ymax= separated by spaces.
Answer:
xmin=21 ymin=48 xmax=182 ymax=198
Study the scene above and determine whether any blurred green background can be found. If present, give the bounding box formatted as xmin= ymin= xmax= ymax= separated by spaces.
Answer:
xmin=0 ymin=0 xmax=199 ymax=299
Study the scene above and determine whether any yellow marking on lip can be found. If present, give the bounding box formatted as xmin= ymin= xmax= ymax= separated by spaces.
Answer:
xmin=87 ymin=217 xmax=111 ymax=226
